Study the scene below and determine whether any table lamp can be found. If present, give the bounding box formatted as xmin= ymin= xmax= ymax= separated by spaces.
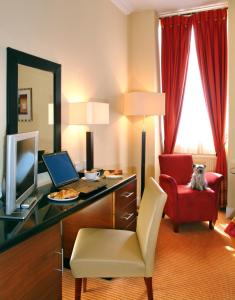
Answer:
xmin=68 ymin=101 xmax=109 ymax=171
xmin=124 ymin=92 xmax=165 ymax=197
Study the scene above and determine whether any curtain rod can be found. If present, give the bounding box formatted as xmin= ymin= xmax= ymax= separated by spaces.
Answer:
xmin=158 ymin=2 xmax=228 ymax=18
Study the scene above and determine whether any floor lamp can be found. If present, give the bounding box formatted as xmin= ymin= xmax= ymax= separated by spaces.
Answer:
xmin=124 ymin=92 xmax=165 ymax=197
xmin=68 ymin=101 xmax=109 ymax=171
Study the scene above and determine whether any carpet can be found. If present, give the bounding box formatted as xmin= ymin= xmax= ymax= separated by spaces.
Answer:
xmin=62 ymin=211 xmax=235 ymax=299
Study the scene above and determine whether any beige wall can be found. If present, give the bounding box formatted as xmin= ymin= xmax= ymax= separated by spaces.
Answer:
xmin=227 ymin=0 xmax=235 ymax=215
xmin=128 ymin=11 xmax=158 ymax=91
xmin=127 ymin=11 xmax=161 ymax=200
xmin=0 ymin=0 xmax=128 ymax=192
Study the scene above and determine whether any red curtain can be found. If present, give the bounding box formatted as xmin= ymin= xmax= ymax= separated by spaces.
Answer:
xmin=193 ymin=9 xmax=228 ymax=206
xmin=161 ymin=16 xmax=192 ymax=154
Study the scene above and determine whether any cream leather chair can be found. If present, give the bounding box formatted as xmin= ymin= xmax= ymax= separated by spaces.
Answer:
xmin=70 ymin=177 xmax=167 ymax=300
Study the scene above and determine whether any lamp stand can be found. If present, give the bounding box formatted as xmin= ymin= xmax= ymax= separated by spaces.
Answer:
xmin=86 ymin=131 xmax=94 ymax=171
xmin=141 ymin=130 xmax=146 ymax=198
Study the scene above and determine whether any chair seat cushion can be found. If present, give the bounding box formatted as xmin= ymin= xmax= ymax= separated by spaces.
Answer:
xmin=177 ymin=185 xmax=217 ymax=222
xmin=70 ymin=228 xmax=146 ymax=278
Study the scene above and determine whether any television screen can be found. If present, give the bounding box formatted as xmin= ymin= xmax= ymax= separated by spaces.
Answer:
xmin=5 ymin=131 xmax=38 ymax=215
xmin=16 ymin=138 xmax=35 ymax=199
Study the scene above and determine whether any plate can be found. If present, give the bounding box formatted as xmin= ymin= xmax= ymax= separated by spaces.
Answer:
xmin=81 ymin=176 xmax=100 ymax=181
xmin=47 ymin=195 xmax=79 ymax=202
xmin=105 ymin=175 xmax=123 ymax=179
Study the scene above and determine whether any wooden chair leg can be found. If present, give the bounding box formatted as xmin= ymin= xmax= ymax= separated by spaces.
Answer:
xmin=75 ymin=278 xmax=82 ymax=300
xmin=209 ymin=220 xmax=214 ymax=230
xmin=83 ymin=278 xmax=87 ymax=292
xmin=173 ymin=222 xmax=179 ymax=233
xmin=144 ymin=277 xmax=153 ymax=300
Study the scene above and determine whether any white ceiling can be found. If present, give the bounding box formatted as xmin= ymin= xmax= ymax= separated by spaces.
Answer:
xmin=111 ymin=0 xmax=228 ymax=15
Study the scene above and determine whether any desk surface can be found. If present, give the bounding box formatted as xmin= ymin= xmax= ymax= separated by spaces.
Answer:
xmin=0 ymin=174 xmax=136 ymax=253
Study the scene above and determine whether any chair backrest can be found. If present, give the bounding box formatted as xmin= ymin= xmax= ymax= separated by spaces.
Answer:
xmin=159 ymin=154 xmax=193 ymax=184
xmin=136 ymin=177 xmax=167 ymax=277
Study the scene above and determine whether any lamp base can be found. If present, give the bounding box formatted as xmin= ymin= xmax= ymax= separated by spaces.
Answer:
xmin=86 ymin=131 xmax=94 ymax=171
xmin=141 ymin=131 xmax=146 ymax=198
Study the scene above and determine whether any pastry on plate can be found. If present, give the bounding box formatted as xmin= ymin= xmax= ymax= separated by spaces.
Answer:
xmin=104 ymin=169 xmax=123 ymax=176
xmin=104 ymin=169 xmax=123 ymax=179
xmin=48 ymin=188 xmax=79 ymax=200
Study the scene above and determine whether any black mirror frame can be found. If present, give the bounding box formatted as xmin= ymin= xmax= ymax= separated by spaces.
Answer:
xmin=6 ymin=47 xmax=61 ymax=173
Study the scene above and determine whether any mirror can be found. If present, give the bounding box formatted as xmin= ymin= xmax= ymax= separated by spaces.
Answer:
xmin=7 ymin=47 xmax=61 ymax=173
xmin=18 ymin=65 xmax=54 ymax=154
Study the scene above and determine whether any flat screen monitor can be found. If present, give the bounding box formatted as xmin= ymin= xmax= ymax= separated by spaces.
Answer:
xmin=5 ymin=131 xmax=39 ymax=215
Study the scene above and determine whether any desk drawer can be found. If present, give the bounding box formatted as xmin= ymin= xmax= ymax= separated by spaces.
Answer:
xmin=125 ymin=217 xmax=137 ymax=231
xmin=115 ymin=180 xmax=137 ymax=210
xmin=115 ymin=198 xmax=137 ymax=230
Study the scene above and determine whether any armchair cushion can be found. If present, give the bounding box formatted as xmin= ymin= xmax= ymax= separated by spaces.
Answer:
xmin=177 ymin=186 xmax=217 ymax=222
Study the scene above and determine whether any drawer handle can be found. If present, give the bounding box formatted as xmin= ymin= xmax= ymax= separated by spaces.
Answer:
xmin=55 ymin=249 xmax=64 ymax=273
xmin=121 ymin=212 xmax=134 ymax=220
xmin=121 ymin=191 xmax=134 ymax=198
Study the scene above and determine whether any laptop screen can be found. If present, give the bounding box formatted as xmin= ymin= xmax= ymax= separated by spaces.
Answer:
xmin=42 ymin=151 xmax=79 ymax=188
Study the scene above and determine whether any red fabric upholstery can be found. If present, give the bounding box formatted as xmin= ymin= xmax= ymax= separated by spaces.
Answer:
xmin=159 ymin=154 xmax=193 ymax=184
xmin=159 ymin=154 xmax=224 ymax=231
xmin=177 ymin=186 xmax=216 ymax=222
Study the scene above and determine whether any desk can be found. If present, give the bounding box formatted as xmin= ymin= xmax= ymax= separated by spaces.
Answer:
xmin=0 ymin=174 xmax=136 ymax=300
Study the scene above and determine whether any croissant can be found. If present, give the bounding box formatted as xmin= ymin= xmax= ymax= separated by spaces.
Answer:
xmin=49 ymin=188 xmax=79 ymax=199
xmin=104 ymin=169 xmax=123 ymax=176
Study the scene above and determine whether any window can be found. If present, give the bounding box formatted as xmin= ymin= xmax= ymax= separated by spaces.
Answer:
xmin=174 ymin=29 xmax=215 ymax=155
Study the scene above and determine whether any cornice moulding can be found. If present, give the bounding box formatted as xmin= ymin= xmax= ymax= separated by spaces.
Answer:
xmin=111 ymin=0 xmax=133 ymax=15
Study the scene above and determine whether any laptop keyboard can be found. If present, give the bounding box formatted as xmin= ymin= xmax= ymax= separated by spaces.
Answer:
xmin=65 ymin=180 xmax=106 ymax=197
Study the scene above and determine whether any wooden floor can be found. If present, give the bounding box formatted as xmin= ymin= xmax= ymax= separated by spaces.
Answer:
xmin=63 ymin=211 xmax=235 ymax=300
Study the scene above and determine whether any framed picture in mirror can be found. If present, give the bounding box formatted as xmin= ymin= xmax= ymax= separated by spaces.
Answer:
xmin=18 ymin=88 xmax=32 ymax=121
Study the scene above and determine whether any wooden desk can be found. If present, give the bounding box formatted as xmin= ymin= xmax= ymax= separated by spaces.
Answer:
xmin=0 ymin=224 xmax=62 ymax=299
xmin=0 ymin=175 xmax=137 ymax=300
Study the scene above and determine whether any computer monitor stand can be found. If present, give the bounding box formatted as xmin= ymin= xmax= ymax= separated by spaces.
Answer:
xmin=0 ymin=190 xmax=43 ymax=220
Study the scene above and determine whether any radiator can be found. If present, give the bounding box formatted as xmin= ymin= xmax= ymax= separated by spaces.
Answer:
xmin=192 ymin=155 xmax=216 ymax=172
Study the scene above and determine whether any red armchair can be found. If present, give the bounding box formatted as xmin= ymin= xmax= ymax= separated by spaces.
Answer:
xmin=159 ymin=154 xmax=223 ymax=233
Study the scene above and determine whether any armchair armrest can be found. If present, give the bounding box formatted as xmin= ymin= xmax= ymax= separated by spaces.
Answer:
xmin=159 ymin=174 xmax=178 ymax=208
xmin=205 ymin=172 xmax=224 ymax=191
xmin=159 ymin=174 xmax=177 ymax=189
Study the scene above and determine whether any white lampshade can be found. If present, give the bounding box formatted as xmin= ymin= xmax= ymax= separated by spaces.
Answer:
xmin=124 ymin=92 xmax=165 ymax=116
xmin=68 ymin=102 xmax=109 ymax=125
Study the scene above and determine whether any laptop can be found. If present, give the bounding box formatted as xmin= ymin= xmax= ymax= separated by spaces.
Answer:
xmin=42 ymin=151 xmax=106 ymax=197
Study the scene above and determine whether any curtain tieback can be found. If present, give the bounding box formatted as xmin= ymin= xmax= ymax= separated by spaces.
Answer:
xmin=216 ymin=143 xmax=226 ymax=157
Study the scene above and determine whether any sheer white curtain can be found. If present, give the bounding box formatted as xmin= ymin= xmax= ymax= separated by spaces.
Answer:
xmin=174 ymin=29 xmax=215 ymax=155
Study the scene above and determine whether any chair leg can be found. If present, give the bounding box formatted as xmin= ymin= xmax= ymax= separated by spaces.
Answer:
xmin=75 ymin=278 xmax=82 ymax=300
xmin=83 ymin=278 xmax=87 ymax=292
xmin=144 ymin=277 xmax=153 ymax=300
xmin=209 ymin=221 xmax=214 ymax=230
xmin=173 ymin=222 xmax=179 ymax=233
